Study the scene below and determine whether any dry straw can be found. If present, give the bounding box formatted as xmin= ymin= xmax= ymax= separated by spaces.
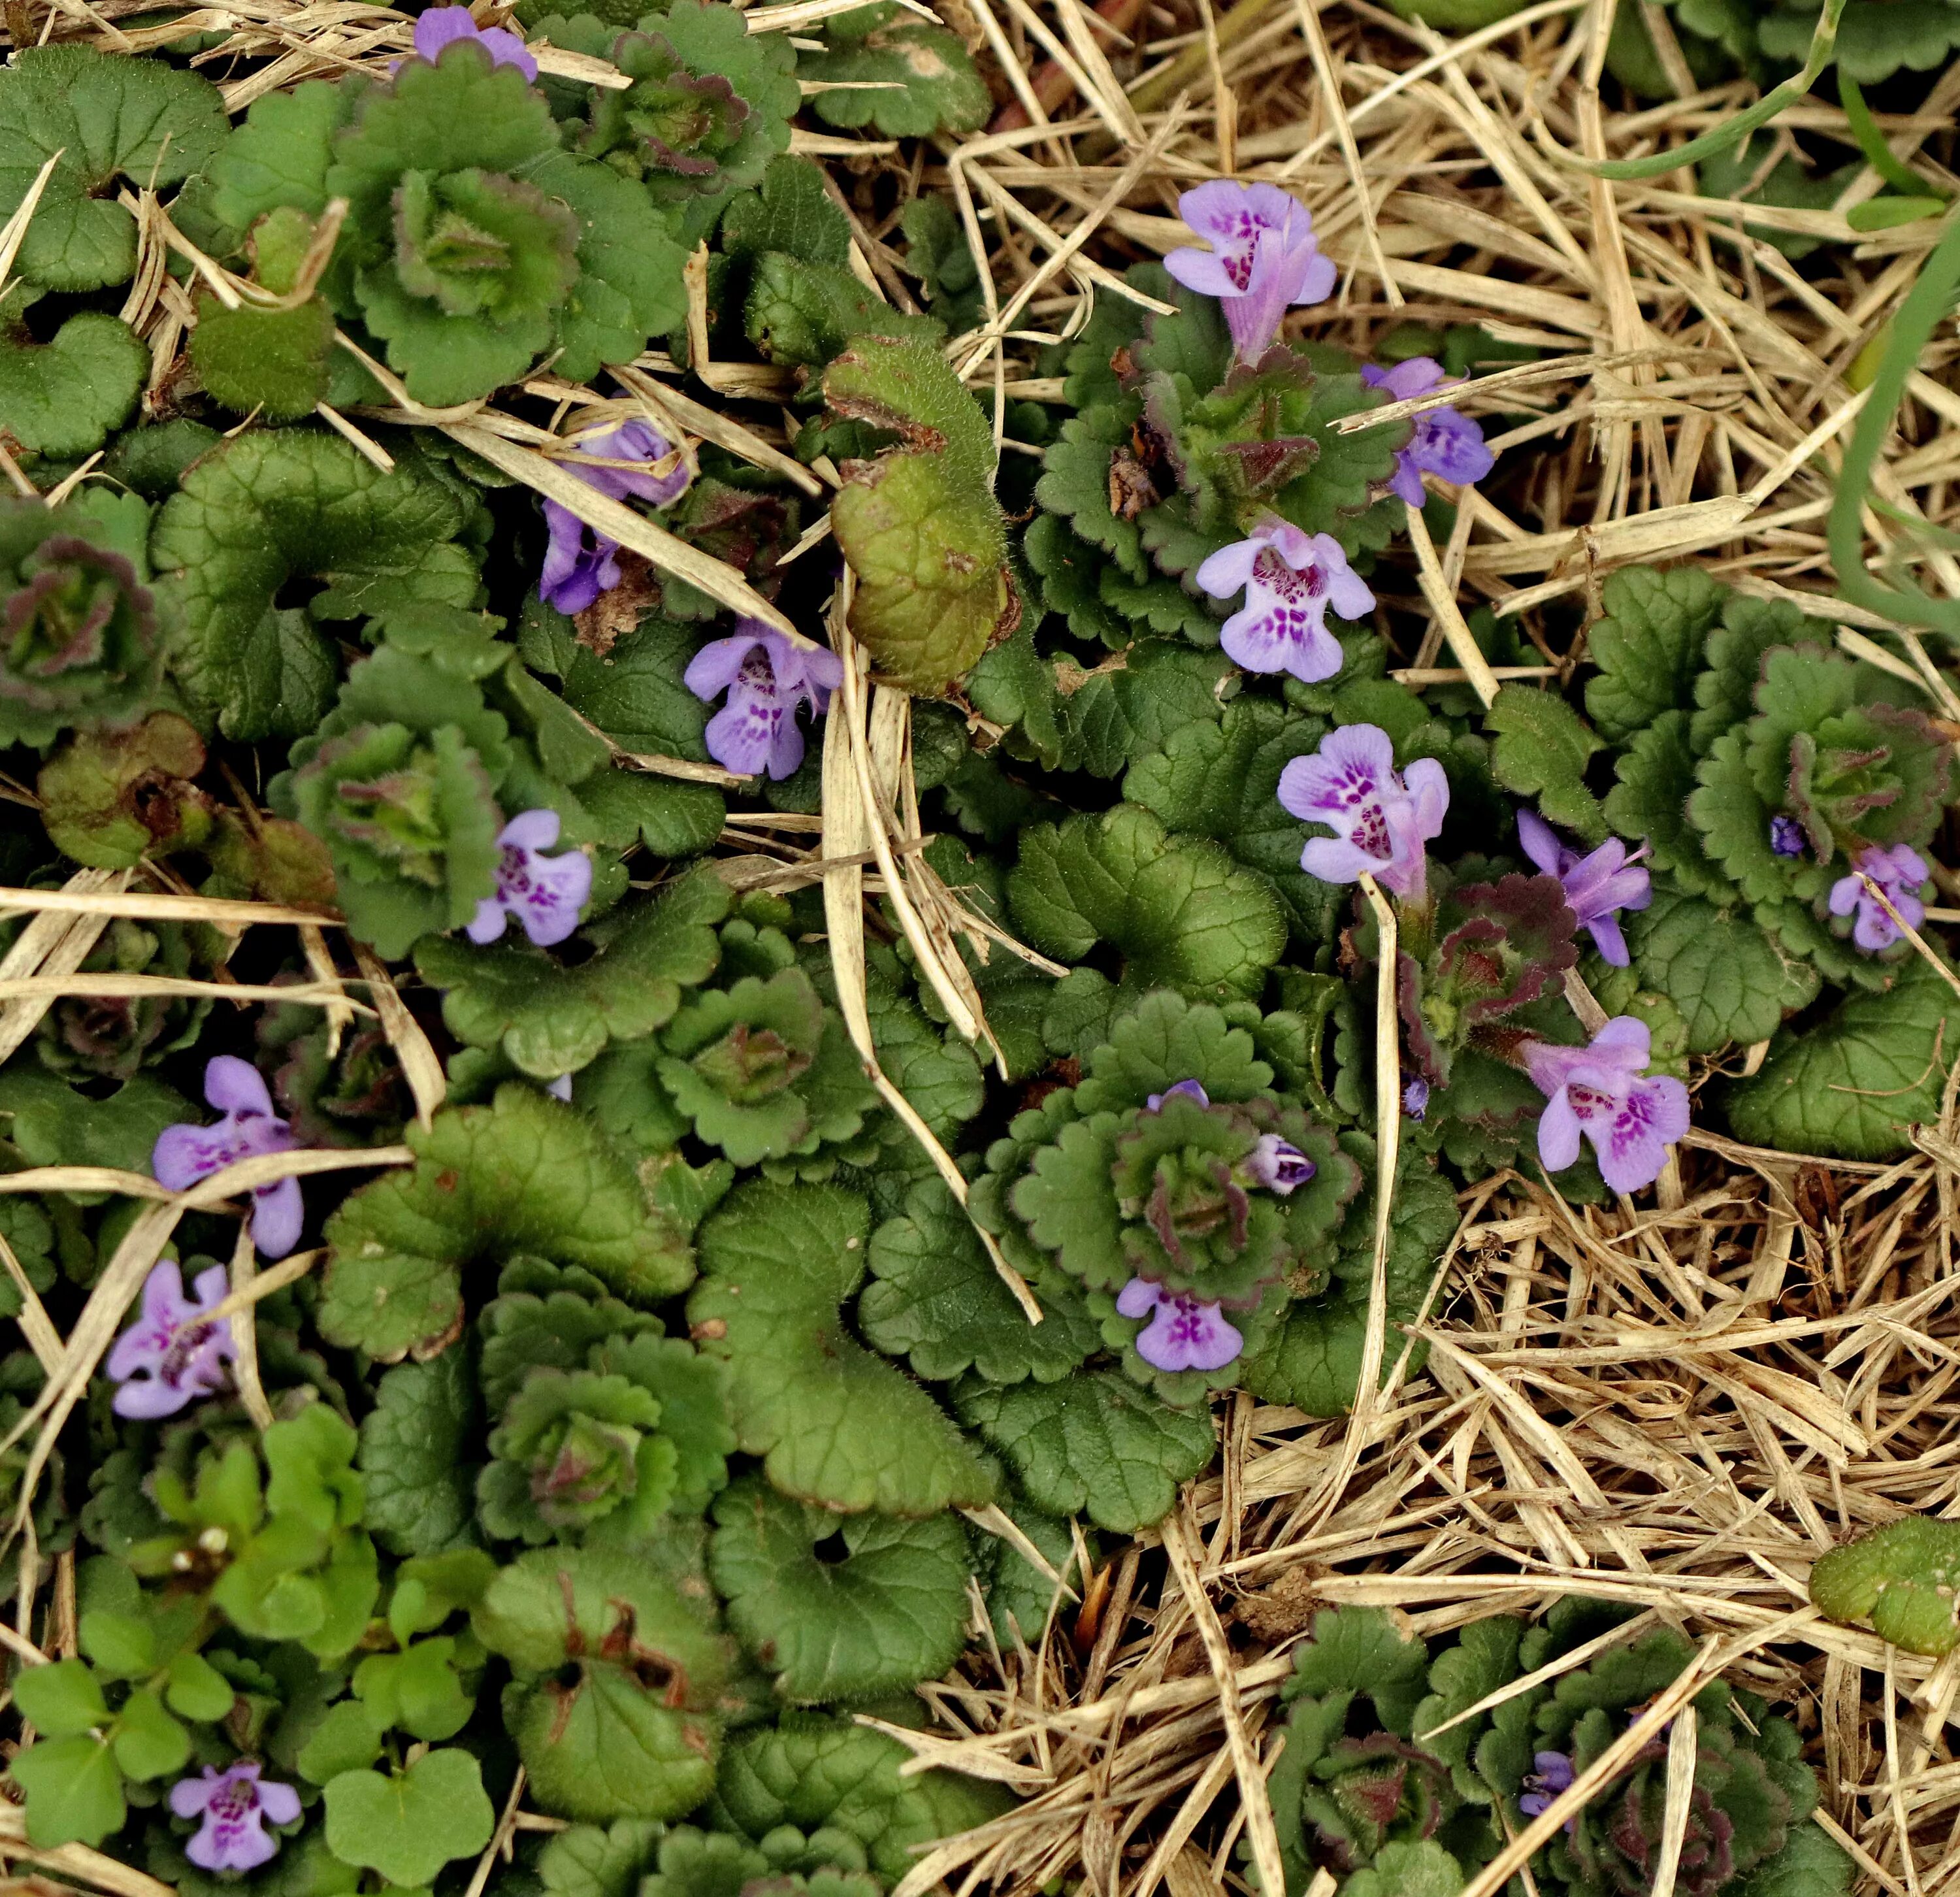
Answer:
xmin=9 ymin=0 xmax=1960 ymax=1888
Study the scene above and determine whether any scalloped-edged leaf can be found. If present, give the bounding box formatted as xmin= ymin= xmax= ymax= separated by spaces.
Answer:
xmin=746 ymin=254 xmax=943 ymax=368
xmin=1486 ymin=684 xmax=1607 ymax=843
xmin=322 ymin=1747 xmax=495 ymax=1889
xmin=1007 ymin=805 xmax=1286 ymax=1004
xmin=687 ymin=1181 xmax=994 ymax=1515
xmin=797 ymin=17 xmax=988 ymax=137
xmin=0 ymin=46 xmax=227 ymax=293
xmin=0 ymin=313 xmax=146 ymax=459
xmin=1811 ymin=1518 xmax=1960 ymax=1657
xmin=858 ymin=1178 xmax=1100 ymax=1385
xmin=709 ymin=1476 xmax=970 ymax=1703
xmin=952 ymin=1368 xmax=1215 ymax=1534
xmin=189 ymin=295 xmax=336 ymax=423
xmin=321 ymin=1085 xmax=692 ymax=1360
xmin=150 ymin=429 xmax=482 ymax=740
xmin=417 ymin=868 xmax=728 ymax=1078
xmin=1726 ymin=956 xmax=1960 ymax=1159
xmin=540 ymin=1820 xmax=666 ymax=1897
xmin=1625 ymin=888 xmax=1819 ymax=1052
xmin=1582 ymin=564 xmax=1727 ymax=742
xmin=720 ymin=156 xmax=853 ymax=268
xmin=1063 ymin=641 xmax=1232 ymax=780
xmin=708 ymin=1715 xmax=1011 ymax=1884
xmin=1603 ymin=710 xmax=1730 ymax=896
xmin=357 ymin=1353 xmax=483 ymax=1556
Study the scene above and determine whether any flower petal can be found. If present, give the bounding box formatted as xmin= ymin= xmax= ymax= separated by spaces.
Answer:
xmin=205 ymin=1055 xmax=274 ymax=1118
xmin=683 ymin=634 xmax=764 ymax=704
xmin=1535 ymin=1089 xmax=1582 ymax=1172
xmin=251 ymin=1177 xmax=305 ymax=1260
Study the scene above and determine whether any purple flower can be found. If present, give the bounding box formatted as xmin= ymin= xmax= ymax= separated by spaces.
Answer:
xmin=1516 ymin=809 xmax=1651 ymax=967
xmin=1116 ymin=1277 xmax=1243 ymax=1373
xmin=1769 ymin=816 xmax=1806 ymax=859
xmin=1164 ymin=182 xmax=1336 ymax=359
xmin=171 ymin=1762 xmax=302 ymax=1873
xmin=410 ymin=5 xmax=537 ymax=78
xmin=547 ymin=1074 xmax=574 ymax=1102
xmin=1277 ymin=723 xmax=1449 ymax=901
xmin=683 ymin=623 xmax=844 ymax=780
xmin=1828 ymin=843 xmax=1929 ymax=953
xmin=540 ymin=420 xmax=691 ymax=616
xmin=1522 ymin=1017 xmax=1690 ymax=1196
xmin=152 ymin=1058 xmax=302 ymax=1259
xmin=467 ymin=808 xmax=592 ymax=948
xmin=1518 ymin=1750 xmax=1575 ymax=1821
xmin=1194 ymin=518 xmax=1374 ymax=684
xmin=1146 ymin=1079 xmax=1211 ymax=1112
xmin=1246 ymin=1134 xmax=1314 ymax=1195
xmin=1403 ymin=1077 xmax=1429 ymax=1121
xmin=1359 ymin=357 xmax=1495 ymax=506
xmin=105 ymin=1261 xmax=236 ymax=1420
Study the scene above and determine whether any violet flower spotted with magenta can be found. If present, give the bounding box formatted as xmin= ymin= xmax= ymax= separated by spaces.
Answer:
xmin=171 ymin=1764 xmax=302 ymax=1872
xmin=152 ymin=1057 xmax=304 ymax=1258
xmin=1828 ymin=843 xmax=1929 ymax=953
xmin=1359 ymin=357 xmax=1495 ymax=506
xmin=1164 ymin=182 xmax=1335 ymax=358
xmin=468 ymin=809 xmax=593 ymax=948
xmin=540 ymin=420 xmax=691 ymax=616
xmin=1518 ymin=1750 xmax=1575 ymax=1821
xmin=1522 ymin=1017 xmax=1690 ymax=1195
xmin=1279 ymin=722 xmax=1449 ymax=901
xmin=1145 ymin=1080 xmax=1315 ymax=1194
xmin=1115 ymin=1278 xmax=1244 ymax=1374
xmin=685 ymin=623 xmax=844 ymax=779
xmin=1517 ymin=808 xmax=1650 ymax=967
xmin=106 ymin=1261 xmax=236 ymax=1419
xmin=1194 ymin=518 xmax=1375 ymax=684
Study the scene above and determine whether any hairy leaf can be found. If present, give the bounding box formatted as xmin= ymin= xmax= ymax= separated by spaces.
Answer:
xmin=358 ymin=1353 xmax=482 ymax=1555
xmin=1486 ymin=684 xmax=1607 ymax=842
xmin=1625 ymin=889 xmax=1819 ymax=1052
xmin=1582 ymin=563 xmax=1727 ymax=741
xmin=0 ymin=313 xmax=146 ymax=459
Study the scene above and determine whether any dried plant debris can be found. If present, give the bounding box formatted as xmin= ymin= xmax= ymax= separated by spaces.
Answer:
xmin=0 ymin=0 xmax=1956 ymax=1890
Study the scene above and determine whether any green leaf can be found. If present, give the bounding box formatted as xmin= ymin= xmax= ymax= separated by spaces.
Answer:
xmin=1285 ymin=1606 xmax=1431 ymax=1732
xmin=1486 ymin=684 xmax=1607 ymax=842
xmin=824 ymin=337 xmax=1013 ymax=693
xmin=709 ymin=1476 xmax=972 ymax=1702
xmin=858 ymin=1179 xmax=1100 ymax=1385
xmin=1732 ymin=1824 xmax=1854 ymax=1897
xmin=687 ymin=1181 xmax=994 ymax=1516
xmin=164 ymin=1652 xmax=237 ymax=1723
xmin=0 ymin=312 xmax=146 ymax=459
xmin=1688 ymin=593 xmax=1815 ymax=757
xmin=353 ymin=1636 xmax=474 ymax=1740
xmin=323 ymin=1747 xmax=496 ymax=1889
xmin=10 ymin=1735 xmax=125 ymax=1848
xmin=708 ymin=1715 xmax=1011 ymax=1886
xmin=478 ymin=1259 xmax=666 ymax=1413
xmin=901 ymin=193 xmax=984 ymax=335
xmin=297 ymin=1700 xmax=387 ymax=1785
xmin=540 ymin=1820 xmax=666 ymax=1897
xmin=579 ymin=770 xmax=725 ymax=858
xmin=0 ymin=1070 xmax=189 ymax=1193
xmin=108 ymin=1688 xmax=189 ymax=1783
xmin=1812 ymin=1517 xmax=1960 ymax=1656
xmin=719 ymin=156 xmax=852 ymax=267
xmin=1063 ymin=642 xmax=1233 ymax=780
xmin=745 ymin=252 xmax=943 ymax=368
xmin=1604 ymin=710 xmax=1730 ymax=896
xmin=39 ymin=714 xmax=214 ymax=871
xmin=1727 ymin=957 xmax=1960 ymax=1159
xmin=150 ymin=429 xmax=480 ymax=740
xmin=472 ymin=1547 xmax=735 ymax=1823
xmin=1582 ymin=564 xmax=1727 ymax=742
xmin=78 ymin=1613 xmax=152 ymax=1680
xmin=541 ymin=612 xmax=713 ymax=757
xmin=358 ymin=1352 xmax=482 ymax=1555
xmin=321 ymin=1085 xmax=693 ymax=1360
xmin=480 ymin=1367 xmax=672 ymax=1543
xmin=1339 ymin=1842 xmax=1467 ymax=1897
xmin=797 ymin=18 xmax=988 ymax=136
xmin=189 ymin=295 xmax=336 ymax=422
xmin=587 ymin=1332 xmax=735 ymax=1515
xmin=1007 ymin=805 xmax=1286 ymax=1003
xmin=0 ymin=46 xmax=227 ymax=292
xmin=952 ymin=1368 xmax=1216 ymax=1534
xmin=418 ymin=868 xmax=728 ymax=1079
xmin=1625 ymin=889 xmax=1818 ymax=1052
xmin=14 ymin=1660 xmax=108 ymax=1738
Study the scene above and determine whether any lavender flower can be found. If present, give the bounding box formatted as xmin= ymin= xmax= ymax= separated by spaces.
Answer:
xmin=411 ymin=5 xmax=538 ymax=78
xmin=1518 ymin=1749 xmax=1575 ymax=1821
xmin=1277 ymin=722 xmax=1449 ymax=901
xmin=1516 ymin=808 xmax=1651 ymax=967
xmin=1193 ymin=518 xmax=1375 ymax=684
xmin=466 ymin=808 xmax=592 ymax=948
xmin=1828 ymin=842 xmax=1929 ymax=953
xmin=1359 ymin=357 xmax=1495 ymax=506
xmin=683 ymin=623 xmax=844 ymax=780
xmin=540 ymin=420 xmax=691 ymax=616
xmin=152 ymin=1057 xmax=302 ymax=1258
xmin=105 ymin=1261 xmax=236 ymax=1420
xmin=1769 ymin=816 xmax=1806 ymax=859
xmin=1522 ymin=1017 xmax=1690 ymax=1195
xmin=1116 ymin=1277 xmax=1244 ymax=1374
xmin=1146 ymin=1079 xmax=1211 ymax=1111
xmin=170 ymin=1762 xmax=302 ymax=1873
xmin=1403 ymin=1077 xmax=1430 ymax=1121
xmin=1164 ymin=182 xmax=1336 ymax=359
xmin=1246 ymin=1134 xmax=1314 ymax=1195
xmin=547 ymin=1074 xmax=574 ymax=1101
